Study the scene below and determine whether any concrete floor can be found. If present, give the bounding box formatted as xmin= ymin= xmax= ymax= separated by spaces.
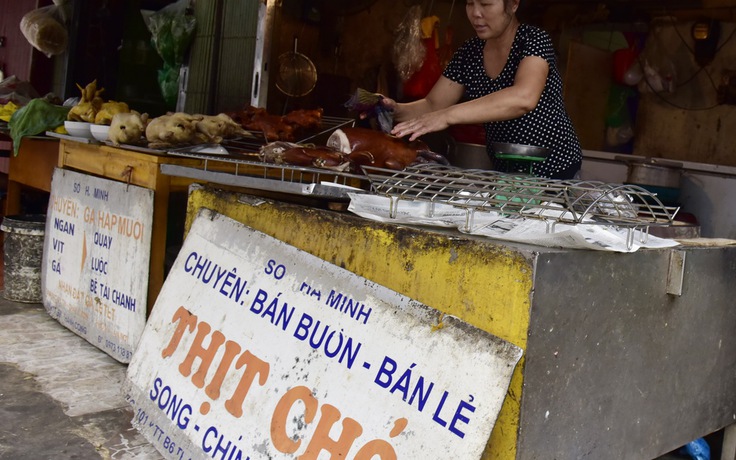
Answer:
xmin=0 ymin=295 xmax=162 ymax=459
xmin=0 ymin=292 xmax=717 ymax=460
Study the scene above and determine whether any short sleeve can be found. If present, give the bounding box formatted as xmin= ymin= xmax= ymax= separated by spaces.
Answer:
xmin=442 ymin=38 xmax=481 ymax=86
xmin=518 ymin=27 xmax=555 ymax=66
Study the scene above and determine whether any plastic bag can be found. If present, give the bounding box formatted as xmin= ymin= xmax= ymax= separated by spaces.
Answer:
xmin=636 ymin=22 xmax=676 ymax=93
xmin=0 ymin=75 xmax=41 ymax=105
xmin=604 ymin=84 xmax=637 ymax=151
xmin=392 ymin=5 xmax=425 ymax=82
xmin=403 ymin=16 xmax=442 ymax=100
xmin=344 ymin=88 xmax=394 ymax=133
xmin=682 ymin=437 xmax=710 ymax=460
xmin=20 ymin=4 xmax=69 ymax=57
xmin=143 ymin=0 xmax=196 ymax=107
xmin=144 ymin=0 xmax=196 ymax=67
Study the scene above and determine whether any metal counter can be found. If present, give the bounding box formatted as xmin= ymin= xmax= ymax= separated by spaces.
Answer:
xmin=183 ymin=183 xmax=736 ymax=460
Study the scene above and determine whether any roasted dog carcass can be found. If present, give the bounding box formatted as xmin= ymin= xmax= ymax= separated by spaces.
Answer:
xmin=225 ymin=105 xmax=323 ymax=142
xmin=257 ymin=127 xmax=449 ymax=172
xmin=327 ymin=127 xmax=449 ymax=170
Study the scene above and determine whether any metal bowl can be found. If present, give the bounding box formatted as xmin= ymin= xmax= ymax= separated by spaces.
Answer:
xmin=490 ymin=142 xmax=550 ymax=160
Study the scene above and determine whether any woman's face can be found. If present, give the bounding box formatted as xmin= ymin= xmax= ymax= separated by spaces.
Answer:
xmin=465 ymin=0 xmax=518 ymax=40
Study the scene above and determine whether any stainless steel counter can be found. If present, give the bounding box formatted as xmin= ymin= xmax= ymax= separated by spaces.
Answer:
xmin=185 ymin=184 xmax=736 ymax=459
xmin=581 ymin=150 xmax=736 ymax=239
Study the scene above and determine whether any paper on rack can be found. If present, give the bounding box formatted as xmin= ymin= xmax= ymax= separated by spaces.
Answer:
xmin=347 ymin=193 xmax=680 ymax=253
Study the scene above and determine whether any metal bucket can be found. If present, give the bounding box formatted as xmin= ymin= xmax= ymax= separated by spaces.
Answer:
xmin=1 ymin=214 xmax=46 ymax=303
xmin=625 ymin=160 xmax=683 ymax=206
xmin=450 ymin=142 xmax=493 ymax=169
xmin=627 ymin=161 xmax=682 ymax=189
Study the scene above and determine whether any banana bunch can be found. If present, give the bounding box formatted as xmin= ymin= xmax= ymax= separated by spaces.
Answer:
xmin=0 ymin=101 xmax=20 ymax=122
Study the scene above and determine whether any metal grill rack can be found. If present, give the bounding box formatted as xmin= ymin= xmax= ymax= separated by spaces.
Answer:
xmin=362 ymin=164 xmax=680 ymax=241
xmin=160 ymin=153 xmax=368 ymax=199
xmin=219 ymin=115 xmax=356 ymax=153
xmin=160 ymin=116 xmax=367 ymax=199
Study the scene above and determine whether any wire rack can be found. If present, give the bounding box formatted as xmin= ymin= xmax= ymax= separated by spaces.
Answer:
xmin=219 ymin=115 xmax=356 ymax=153
xmin=159 ymin=116 xmax=370 ymax=199
xmin=362 ymin=164 xmax=680 ymax=235
xmin=160 ymin=152 xmax=368 ymax=199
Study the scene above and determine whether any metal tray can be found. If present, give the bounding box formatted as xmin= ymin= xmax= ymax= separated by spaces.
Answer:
xmin=160 ymin=154 xmax=368 ymax=200
xmin=159 ymin=116 xmax=364 ymax=199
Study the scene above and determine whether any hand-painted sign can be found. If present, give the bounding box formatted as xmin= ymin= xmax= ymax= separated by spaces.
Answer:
xmin=42 ymin=168 xmax=153 ymax=363
xmin=124 ymin=208 xmax=523 ymax=459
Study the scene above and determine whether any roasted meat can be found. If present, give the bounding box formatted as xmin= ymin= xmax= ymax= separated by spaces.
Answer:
xmin=260 ymin=141 xmax=352 ymax=171
xmin=327 ymin=127 xmax=428 ymax=170
xmin=226 ymin=105 xmax=323 ymax=142
xmin=282 ymin=108 xmax=323 ymax=132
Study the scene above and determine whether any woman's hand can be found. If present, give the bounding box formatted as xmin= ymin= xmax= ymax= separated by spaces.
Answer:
xmin=391 ymin=110 xmax=450 ymax=141
xmin=358 ymin=94 xmax=397 ymax=120
xmin=379 ymin=95 xmax=398 ymax=112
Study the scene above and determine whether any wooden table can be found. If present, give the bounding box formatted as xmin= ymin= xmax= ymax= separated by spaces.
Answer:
xmin=5 ymin=136 xmax=60 ymax=216
xmin=57 ymin=139 xmax=216 ymax=313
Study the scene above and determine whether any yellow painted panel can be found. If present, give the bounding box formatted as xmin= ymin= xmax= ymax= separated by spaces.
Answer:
xmin=186 ymin=186 xmax=534 ymax=459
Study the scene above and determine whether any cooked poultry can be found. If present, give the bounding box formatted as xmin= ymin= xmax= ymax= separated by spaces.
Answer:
xmin=145 ymin=112 xmax=202 ymax=149
xmin=109 ymin=111 xmax=148 ymax=146
xmin=194 ymin=113 xmax=250 ymax=143
xmin=67 ymin=80 xmax=105 ymax=123
xmin=94 ymin=101 xmax=130 ymax=125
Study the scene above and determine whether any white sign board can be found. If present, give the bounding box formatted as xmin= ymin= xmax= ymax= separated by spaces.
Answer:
xmin=42 ymin=168 xmax=154 ymax=363
xmin=125 ymin=209 xmax=523 ymax=460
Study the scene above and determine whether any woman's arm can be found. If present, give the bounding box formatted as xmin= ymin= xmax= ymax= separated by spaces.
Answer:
xmin=392 ymin=55 xmax=549 ymax=141
xmin=391 ymin=76 xmax=466 ymax=122
xmin=462 ymin=55 xmax=549 ymax=121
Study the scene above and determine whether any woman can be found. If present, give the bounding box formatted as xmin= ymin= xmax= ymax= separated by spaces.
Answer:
xmin=385 ymin=0 xmax=582 ymax=179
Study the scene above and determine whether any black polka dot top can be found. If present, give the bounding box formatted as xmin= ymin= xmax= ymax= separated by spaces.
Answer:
xmin=443 ymin=24 xmax=582 ymax=179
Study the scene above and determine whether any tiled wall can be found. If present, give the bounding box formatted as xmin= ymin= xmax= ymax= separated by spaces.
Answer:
xmin=183 ymin=0 xmax=258 ymax=114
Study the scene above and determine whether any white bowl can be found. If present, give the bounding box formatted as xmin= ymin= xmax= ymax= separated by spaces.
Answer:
xmin=64 ymin=121 xmax=93 ymax=138
xmin=90 ymin=124 xmax=110 ymax=142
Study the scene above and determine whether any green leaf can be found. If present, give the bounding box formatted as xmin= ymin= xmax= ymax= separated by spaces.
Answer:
xmin=8 ymin=98 xmax=70 ymax=156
